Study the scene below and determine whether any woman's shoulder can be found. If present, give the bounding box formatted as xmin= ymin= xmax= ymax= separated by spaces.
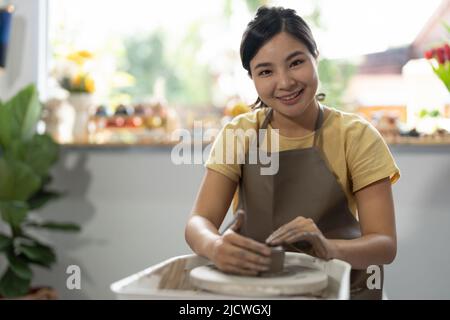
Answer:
xmin=222 ymin=107 xmax=267 ymax=131
xmin=324 ymin=106 xmax=377 ymax=136
xmin=323 ymin=105 xmax=388 ymax=158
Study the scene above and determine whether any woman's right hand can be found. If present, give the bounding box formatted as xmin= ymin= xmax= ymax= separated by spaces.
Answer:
xmin=210 ymin=213 xmax=272 ymax=276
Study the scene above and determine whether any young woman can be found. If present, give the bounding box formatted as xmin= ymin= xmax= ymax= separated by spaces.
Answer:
xmin=185 ymin=6 xmax=400 ymax=300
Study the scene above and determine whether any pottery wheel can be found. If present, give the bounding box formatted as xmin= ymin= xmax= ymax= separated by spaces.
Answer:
xmin=189 ymin=264 xmax=328 ymax=297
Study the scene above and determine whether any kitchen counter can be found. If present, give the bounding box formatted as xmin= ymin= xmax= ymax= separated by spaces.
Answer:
xmin=60 ymin=134 xmax=450 ymax=149
xmin=384 ymin=135 xmax=450 ymax=145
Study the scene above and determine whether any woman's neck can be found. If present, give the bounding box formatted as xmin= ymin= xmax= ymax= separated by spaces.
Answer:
xmin=270 ymin=100 xmax=320 ymax=137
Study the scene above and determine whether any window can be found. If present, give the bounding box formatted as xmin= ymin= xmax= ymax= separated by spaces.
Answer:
xmin=47 ymin=0 xmax=265 ymax=112
xmin=46 ymin=0 xmax=447 ymax=142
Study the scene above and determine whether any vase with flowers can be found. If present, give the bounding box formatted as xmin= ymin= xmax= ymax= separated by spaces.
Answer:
xmin=424 ymin=44 xmax=450 ymax=92
xmin=424 ymin=23 xmax=450 ymax=92
xmin=58 ymin=50 xmax=97 ymax=143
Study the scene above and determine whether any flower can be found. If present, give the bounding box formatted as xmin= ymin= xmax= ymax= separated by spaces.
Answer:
xmin=67 ymin=50 xmax=94 ymax=65
xmin=57 ymin=50 xmax=97 ymax=94
xmin=424 ymin=39 xmax=450 ymax=92
xmin=60 ymin=72 xmax=96 ymax=94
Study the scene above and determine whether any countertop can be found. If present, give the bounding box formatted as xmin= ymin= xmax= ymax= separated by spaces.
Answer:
xmin=59 ymin=135 xmax=450 ymax=149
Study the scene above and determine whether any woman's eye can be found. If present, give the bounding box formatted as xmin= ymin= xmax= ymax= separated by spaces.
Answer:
xmin=290 ymin=59 xmax=305 ymax=67
xmin=258 ymin=70 xmax=272 ymax=77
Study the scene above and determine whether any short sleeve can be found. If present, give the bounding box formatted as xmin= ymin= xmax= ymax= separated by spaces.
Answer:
xmin=205 ymin=112 xmax=258 ymax=182
xmin=346 ymin=118 xmax=400 ymax=193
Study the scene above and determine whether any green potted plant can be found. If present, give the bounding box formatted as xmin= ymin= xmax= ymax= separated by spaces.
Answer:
xmin=0 ymin=84 xmax=80 ymax=299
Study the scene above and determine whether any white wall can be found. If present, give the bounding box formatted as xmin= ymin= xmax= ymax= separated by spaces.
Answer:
xmin=384 ymin=145 xmax=450 ymax=299
xmin=0 ymin=0 xmax=47 ymax=101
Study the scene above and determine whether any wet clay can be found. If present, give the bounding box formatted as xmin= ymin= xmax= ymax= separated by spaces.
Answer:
xmin=260 ymin=246 xmax=285 ymax=276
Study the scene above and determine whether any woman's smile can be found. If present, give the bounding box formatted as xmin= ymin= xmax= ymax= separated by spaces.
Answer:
xmin=276 ymin=88 xmax=305 ymax=105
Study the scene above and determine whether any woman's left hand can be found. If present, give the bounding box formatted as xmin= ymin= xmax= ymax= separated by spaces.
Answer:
xmin=265 ymin=217 xmax=337 ymax=260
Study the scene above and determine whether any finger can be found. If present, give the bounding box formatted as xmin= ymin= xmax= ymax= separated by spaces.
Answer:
xmin=231 ymin=255 xmax=270 ymax=272
xmin=267 ymin=228 xmax=298 ymax=245
xmin=214 ymin=246 xmax=268 ymax=274
xmin=220 ymin=253 xmax=263 ymax=273
xmin=266 ymin=224 xmax=293 ymax=243
xmin=283 ymin=231 xmax=309 ymax=244
xmin=268 ymin=220 xmax=313 ymax=244
xmin=288 ymin=233 xmax=328 ymax=258
xmin=232 ymin=247 xmax=272 ymax=267
xmin=230 ymin=232 xmax=272 ymax=257
xmin=221 ymin=236 xmax=271 ymax=265
xmin=266 ymin=218 xmax=311 ymax=243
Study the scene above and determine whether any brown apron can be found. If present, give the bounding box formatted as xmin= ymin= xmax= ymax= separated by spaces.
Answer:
xmin=236 ymin=104 xmax=383 ymax=300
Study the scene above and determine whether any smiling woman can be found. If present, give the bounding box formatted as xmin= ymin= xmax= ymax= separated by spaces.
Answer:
xmin=185 ymin=6 xmax=400 ymax=300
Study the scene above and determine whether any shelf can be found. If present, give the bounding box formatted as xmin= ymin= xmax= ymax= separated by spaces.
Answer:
xmin=384 ymin=135 xmax=450 ymax=146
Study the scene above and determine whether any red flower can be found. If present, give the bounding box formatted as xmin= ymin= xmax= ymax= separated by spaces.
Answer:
xmin=424 ymin=42 xmax=450 ymax=92
xmin=436 ymin=47 xmax=446 ymax=64
xmin=424 ymin=50 xmax=434 ymax=59
xmin=444 ymin=44 xmax=450 ymax=61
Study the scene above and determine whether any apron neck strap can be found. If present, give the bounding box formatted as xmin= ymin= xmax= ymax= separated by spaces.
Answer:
xmin=260 ymin=108 xmax=273 ymax=130
xmin=312 ymin=103 xmax=324 ymax=147
xmin=259 ymin=103 xmax=324 ymax=147
xmin=258 ymin=108 xmax=272 ymax=148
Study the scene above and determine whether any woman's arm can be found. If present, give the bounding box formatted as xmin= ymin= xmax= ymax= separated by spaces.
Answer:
xmin=185 ymin=168 xmax=272 ymax=275
xmin=185 ymin=168 xmax=238 ymax=258
xmin=266 ymin=177 xmax=397 ymax=270
xmin=331 ymin=177 xmax=397 ymax=269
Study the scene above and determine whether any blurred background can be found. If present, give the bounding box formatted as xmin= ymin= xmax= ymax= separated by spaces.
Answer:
xmin=0 ymin=0 xmax=449 ymax=300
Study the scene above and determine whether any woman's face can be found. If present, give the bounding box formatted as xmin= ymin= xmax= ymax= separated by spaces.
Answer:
xmin=249 ymin=32 xmax=319 ymax=119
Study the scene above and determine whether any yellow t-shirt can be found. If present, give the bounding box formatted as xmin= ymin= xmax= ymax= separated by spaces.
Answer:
xmin=205 ymin=106 xmax=400 ymax=218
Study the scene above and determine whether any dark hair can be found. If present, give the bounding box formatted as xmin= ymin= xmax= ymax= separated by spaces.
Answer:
xmin=240 ymin=6 xmax=324 ymax=108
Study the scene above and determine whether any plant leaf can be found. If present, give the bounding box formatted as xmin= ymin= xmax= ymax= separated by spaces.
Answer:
xmin=0 ymin=158 xmax=41 ymax=201
xmin=24 ymin=134 xmax=59 ymax=178
xmin=19 ymin=242 xmax=56 ymax=268
xmin=3 ymin=139 xmax=26 ymax=162
xmin=0 ymin=100 xmax=12 ymax=149
xmin=0 ymin=268 xmax=31 ymax=298
xmin=0 ymin=233 xmax=12 ymax=252
xmin=6 ymin=84 xmax=42 ymax=143
xmin=7 ymin=253 xmax=33 ymax=280
xmin=27 ymin=189 xmax=63 ymax=211
xmin=26 ymin=221 xmax=81 ymax=232
xmin=0 ymin=200 xmax=28 ymax=228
